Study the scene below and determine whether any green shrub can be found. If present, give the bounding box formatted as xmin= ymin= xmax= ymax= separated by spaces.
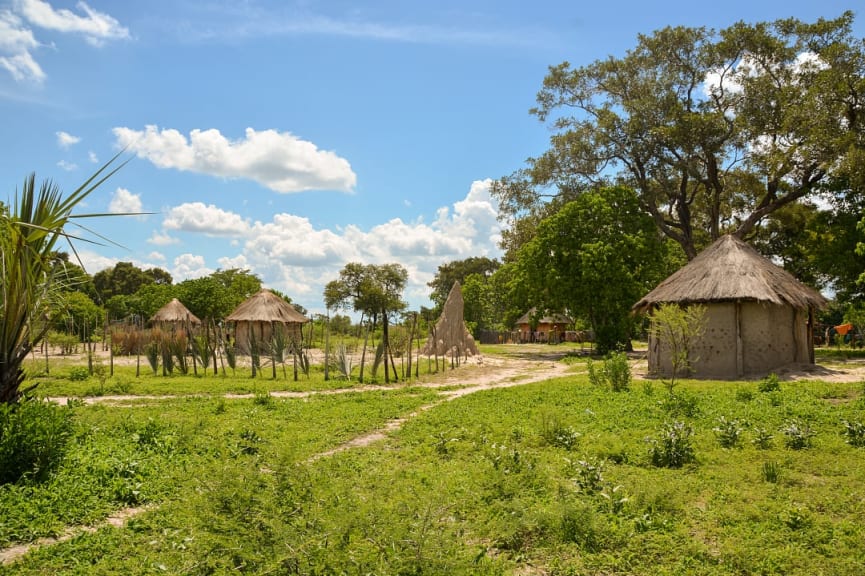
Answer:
xmin=762 ymin=461 xmax=781 ymax=483
xmin=68 ymin=366 xmax=90 ymax=381
xmin=539 ymin=411 xmax=581 ymax=450
xmin=587 ymin=351 xmax=631 ymax=391
xmin=567 ymin=457 xmax=605 ymax=494
xmin=751 ymin=427 xmax=774 ymax=449
xmin=758 ymin=373 xmax=781 ymax=393
xmin=841 ymin=420 xmax=865 ymax=447
xmin=713 ymin=416 xmax=743 ymax=448
xmin=648 ymin=421 xmax=695 ymax=468
xmin=782 ymin=419 xmax=816 ymax=450
xmin=0 ymin=400 xmax=74 ymax=484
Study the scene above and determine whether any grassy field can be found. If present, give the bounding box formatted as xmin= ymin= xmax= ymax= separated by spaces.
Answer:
xmin=2 ymin=347 xmax=865 ymax=574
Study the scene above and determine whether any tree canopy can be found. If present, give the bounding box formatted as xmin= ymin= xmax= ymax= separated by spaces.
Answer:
xmin=493 ymin=12 xmax=865 ymax=261
xmin=512 ymin=186 xmax=668 ymax=352
xmin=428 ymin=257 xmax=500 ymax=313
xmin=93 ymin=261 xmax=172 ymax=300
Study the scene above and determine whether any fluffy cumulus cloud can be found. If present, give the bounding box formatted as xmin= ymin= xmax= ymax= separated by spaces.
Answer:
xmin=148 ymin=231 xmax=180 ymax=246
xmin=56 ymin=130 xmax=80 ymax=148
xmin=108 ymin=187 xmax=143 ymax=214
xmin=113 ymin=125 xmax=357 ymax=194
xmin=172 ymin=253 xmax=213 ymax=280
xmin=163 ymin=202 xmax=250 ymax=236
xmin=0 ymin=1 xmax=128 ymax=82
xmin=156 ymin=179 xmax=502 ymax=311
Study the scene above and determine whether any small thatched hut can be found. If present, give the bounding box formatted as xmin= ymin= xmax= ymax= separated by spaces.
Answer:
xmin=150 ymin=298 xmax=201 ymax=328
xmin=515 ymin=308 xmax=572 ymax=343
xmin=633 ymin=235 xmax=827 ymax=379
xmin=225 ymin=289 xmax=309 ymax=354
xmin=422 ymin=281 xmax=479 ymax=357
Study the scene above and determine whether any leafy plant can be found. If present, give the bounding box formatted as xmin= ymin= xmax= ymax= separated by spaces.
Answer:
xmin=568 ymin=457 xmax=605 ymax=494
xmin=68 ymin=366 xmax=90 ymax=382
xmin=751 ymin=427 xmax=774 ymax=449
xmin=758 ymin=373 xmax=781 ymax=393
xmin=648 ymin=421 xmax=695 ymax=468
xmin=713 ymin=416 xmax=743 ymax=448
xmin=540 ymin=411 xmax=581 ymax=450
xmin=782 ymin=419 xmax=816 ymax=450
xmin=841 ymin=419 xmax=865 ymax=447
xmin=647 ymin=303 xmax=707 ymax=388
xmin=587 ymin=350 xmax=631 ymax=391
xmin=0 ymin=400 xmax=74 ymax=484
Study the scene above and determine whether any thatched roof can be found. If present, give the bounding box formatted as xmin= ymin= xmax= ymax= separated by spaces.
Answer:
xmin=225 ymin=289 xmax=309 ymax=324
xmin=633 ymin=235 xmax=827 ymax=313
xmin=515 ymin=308 xmax=572 ymax=326
xmin=150 ymin=298 xmax=201 ymax=325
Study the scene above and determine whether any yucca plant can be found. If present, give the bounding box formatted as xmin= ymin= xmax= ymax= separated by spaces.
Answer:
xmin=0 ymin=156 xmax=125 ymax=403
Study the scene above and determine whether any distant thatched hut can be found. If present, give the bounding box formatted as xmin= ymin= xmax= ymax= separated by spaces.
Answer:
xmin=633 ymin=235 xmax=826 ymax=379
xmin=225 ymin=289 xmax=309 ymax=354
xmin=149 ymin=298 xmax=201 ymax=329
xmin=515 ymin=308 xmax=572 ymax=343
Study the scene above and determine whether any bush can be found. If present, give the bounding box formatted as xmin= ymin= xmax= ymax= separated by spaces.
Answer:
xmin=587 ymin=351 xmax=631 ymax=392
xmin=782 ymin=419 xmax=816 ymax=450
xmin=758 ymin=373 xmax=781 ymax=393
xmin=713 ymin=416 xmax=743 ymax=448
xmin=68 ymin=366 xmax=90 ymax=381
xmin=841 ymin=420 xmax=865 ymax=447
xmin=0 ymin=400 xmax=74 ymax=484
xmin=648 ymin=421 xmax=695 ymax=468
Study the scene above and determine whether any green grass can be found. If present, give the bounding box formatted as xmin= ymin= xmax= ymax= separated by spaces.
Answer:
xmin=3 ymin=367 xmax=865 ymax=574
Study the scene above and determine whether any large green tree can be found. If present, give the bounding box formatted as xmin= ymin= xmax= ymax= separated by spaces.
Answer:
xmin=0 ymin=158 xmax=123 ymax=402
xmin=93 ymin=261 xmax=172 ymax=300
xmin=324 ymin=263 xmax=408 ymax=383
xmin=493 ymin=12 xmax=865 ymax=261
xmin=514 ymin=186 xmax=667 ymax=353
xmin=427 ymin=257 xmax=500 ymax=313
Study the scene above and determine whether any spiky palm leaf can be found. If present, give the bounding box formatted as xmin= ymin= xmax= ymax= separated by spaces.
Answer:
xmin=0 ymin=155 xmax=126 ymax=402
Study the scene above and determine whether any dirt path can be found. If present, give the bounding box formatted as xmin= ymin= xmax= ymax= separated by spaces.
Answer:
xmin=3 ymin=351 xmax=570 ymax=566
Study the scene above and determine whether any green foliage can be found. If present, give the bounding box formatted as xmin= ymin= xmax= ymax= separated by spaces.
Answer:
xmin=751 ymin=427 xmax=774 ymax=450
xmin=713 ymin=416 xmax=744 ymax=448
xmin=762 ymin=461 xmax=781 ymax=484
xmin=586 ymin=351 xmax=631 ymax=391
xmin=494 ymin=12 xmax=864 ymax=262
xmin=568 ymin=457 xmax=605 ymax=494
xmin=0 ymin=400 xmax=73 ymax=484
xmin=647 ymin=303 xmax=707 ymax=385
xmin=782 ymin=419 xmax=816 ymax=450
xmin=176 ymin=268 xmax=261 ymax=321
xmin=513 ymin=186 xmax=666 ymax=353
xmin=539 ymin=411 xmax=581 ymax=450
xmin=648 ymin=421 xmax=696 ymax=468
xmin=841 ymin=420 xmax=865 ymax=447
xmin=67 ymin=366 xmax=89 ymax=382
xmin=427 ymin=257 xmax=500 ymax=314
xmin=758 ymin=373 xmax=781 ymax=393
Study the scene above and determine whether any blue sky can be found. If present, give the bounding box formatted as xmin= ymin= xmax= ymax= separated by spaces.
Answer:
xmin=0 ymin=1 xmax=861 ymax=314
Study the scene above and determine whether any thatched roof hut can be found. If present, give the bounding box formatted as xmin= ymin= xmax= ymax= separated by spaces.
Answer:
xmin=515 ymin=308 xmax=572 ymax=343
xmin=422 ymin=281 xmax=479 ymax=357
xmin=225 ymin=289 xmax=309 ymax=354
xmin=150 ymin=298 xmax=200 ymax=327
xmin=634 ymin=234 xmax=826 ymax=379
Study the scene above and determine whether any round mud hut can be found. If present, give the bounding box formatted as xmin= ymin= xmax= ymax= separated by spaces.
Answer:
xmin=633 ymin=235 xmax=826 ymax=379
xmin=225 ymin=289 xmax=309 ymax=354
xmin=149 ymin=298 xmax=201 ymax=329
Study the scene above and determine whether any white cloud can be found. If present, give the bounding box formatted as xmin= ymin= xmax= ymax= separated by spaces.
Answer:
xmin=172 ymin=253 xmax=213 ymax=280
xmin=108 ymin=187 xmax=143 ymax=215
xmin=0 ymin=10 xmax=43 ymax=82
xmin=147 ymin=231 xmax=180 ymax=246
xmin=163 ymin=202 xmax=250 ymax=236
xmin=0 ymin=1 xmax=127 ymax=83
xmin=147 ymin=251 xmax=166 ymax=262
xmin=18 ymin=0 xmax=130 ymax=45
xmin=113 ymin=125 xmax=357 ymax=193
xmin=56 ymin=130 xmax=80 ymax=148
xmin=56 ymin=159 xmax=77 ymax=171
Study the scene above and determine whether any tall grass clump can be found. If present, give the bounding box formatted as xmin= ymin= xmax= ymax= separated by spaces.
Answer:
xmin=0 ymin=400 xmax=74 ymax=484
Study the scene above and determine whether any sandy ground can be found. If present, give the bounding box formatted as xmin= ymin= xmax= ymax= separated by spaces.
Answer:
xmin=5 ymin=345 xmax=865 ymax=565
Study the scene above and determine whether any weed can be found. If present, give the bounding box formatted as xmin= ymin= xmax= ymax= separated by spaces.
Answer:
xmin=68 ymin=366 xmax=89 ymax=381
xmin=587 ymin=351 xmax=631 ymax=391
xmin=782 ymin=419 xmax=816 ymax=450
xmin=0 ymin=400 xmax=74 ymax=484
xmin=841 ymin=419 xmax=865 ymax=447
xmin=713 ymin=416 xmax=743 ymax=448
xmin=566 ymin=457 xmax=605 ymax=494
xmin=782 ymin=506 xmax=812 ymax=530
xmin=751 ymin=427 xmax=774 ymax=449
xmin=253 ymin=392 xmax=274 ymax=408
xmin=648 ymin=421 xmax=695 ymax=468
xmin=660 ymin=390 xmax=701 ymax=417
xmin=735 ymin=388 xmax=754 ymax=402
xmin=539 ymin=411 xmax=581 ymax=450
xmin=758 ymin=373 xmax=781 ymax=393
xmin=599 ymin=484 xmax=630 ymax=515
xmin=762 ymin=461 xmax=781 ymax=483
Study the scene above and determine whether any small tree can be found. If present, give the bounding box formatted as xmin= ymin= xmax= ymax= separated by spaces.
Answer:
xmin=648 ymin=303 xmax=707 ymax=390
